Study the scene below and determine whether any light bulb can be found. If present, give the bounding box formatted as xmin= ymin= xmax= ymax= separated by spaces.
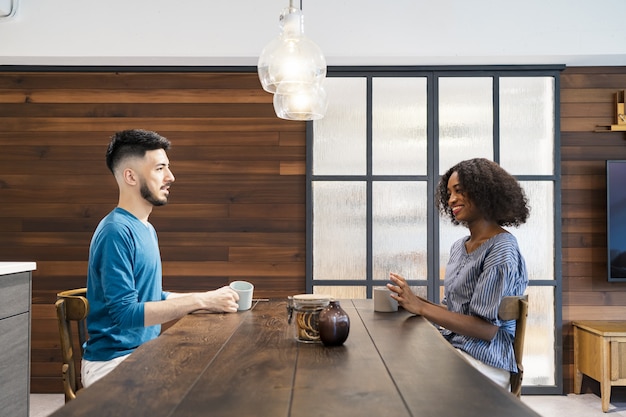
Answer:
xmin=273 ymin=83 xmax=328 ymax=121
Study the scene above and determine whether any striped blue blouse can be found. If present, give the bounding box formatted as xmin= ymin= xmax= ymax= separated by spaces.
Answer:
xmin=440 ymin=232 xmax=528 ymax=373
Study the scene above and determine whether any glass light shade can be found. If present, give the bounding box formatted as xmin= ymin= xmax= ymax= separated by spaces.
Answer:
xmin=273 ymin=83 xmax=328 ymax=121
xmin=258 ymin=7 xmax=327 ymax=94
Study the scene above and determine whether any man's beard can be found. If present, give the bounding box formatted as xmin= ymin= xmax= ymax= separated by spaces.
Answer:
xmin=140 ymin=181 xmax=168 ymax=206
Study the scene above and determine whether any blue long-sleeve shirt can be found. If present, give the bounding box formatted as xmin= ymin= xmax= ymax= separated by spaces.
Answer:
xmin=83 ymin=207 xmax=169 ymax=362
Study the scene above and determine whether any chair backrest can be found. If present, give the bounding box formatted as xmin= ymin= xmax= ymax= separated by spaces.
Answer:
xmin=498 ymin=294 xmax=529 ymax=398
xmin=55 ymin=288 xmax=89 ymax=402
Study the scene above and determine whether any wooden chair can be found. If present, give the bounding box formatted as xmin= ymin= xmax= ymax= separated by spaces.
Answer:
xmin=55 ymin=288 xmax=89 ymax=402
xmin=498 ymin=294 xmax=529 ymax=398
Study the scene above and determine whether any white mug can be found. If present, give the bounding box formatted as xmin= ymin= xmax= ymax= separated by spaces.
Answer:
xmin=229 ymin=281 xmax=254 ymax=311
xmin=373 ymin=287 xmax=398 ymax=312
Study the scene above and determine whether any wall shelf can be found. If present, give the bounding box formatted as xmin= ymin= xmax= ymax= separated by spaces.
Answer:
xmin=596 ymin=90 xmax=626 ymax=133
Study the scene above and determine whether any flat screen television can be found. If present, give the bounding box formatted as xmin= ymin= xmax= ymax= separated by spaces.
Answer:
xmin=607 ymin=160 xmax=626 ymax=282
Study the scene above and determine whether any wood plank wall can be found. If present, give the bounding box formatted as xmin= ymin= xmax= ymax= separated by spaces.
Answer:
xmin=2 ymin=67 xmax=626 ymax=393
xmin=0 ymin=71 xmax=307 ymax=392
xmin=561 ymin=66 xmax=626 ymax=393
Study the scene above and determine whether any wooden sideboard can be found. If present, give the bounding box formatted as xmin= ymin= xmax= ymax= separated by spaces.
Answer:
xmin=573 ymin=320 xmax=626 ymax=412
xmin=0 ymin=262 xmax=36 ymax=417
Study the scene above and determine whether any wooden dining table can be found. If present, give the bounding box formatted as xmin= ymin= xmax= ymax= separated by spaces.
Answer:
xmin=50 ymin=299 xmax=540 ymax=417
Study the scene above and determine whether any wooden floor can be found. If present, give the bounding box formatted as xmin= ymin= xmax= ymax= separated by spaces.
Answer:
xmin=30 ymin=392 xmax=626 ymax=417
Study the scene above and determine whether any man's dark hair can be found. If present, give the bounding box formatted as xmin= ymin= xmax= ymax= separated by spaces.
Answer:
xmin=105 ymin=129 xmax=171 ymax=174
xmin=435 ymin=158 xmax=530 ymax=227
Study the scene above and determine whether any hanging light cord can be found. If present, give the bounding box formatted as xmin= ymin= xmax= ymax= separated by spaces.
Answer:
xmin=1 ymin=0 xmax=19 ymax=18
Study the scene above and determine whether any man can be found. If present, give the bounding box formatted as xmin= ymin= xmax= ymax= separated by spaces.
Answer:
xmin=82 ymin=129 xmax=239 ymax=387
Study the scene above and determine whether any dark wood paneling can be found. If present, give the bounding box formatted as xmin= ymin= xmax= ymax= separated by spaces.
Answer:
xmin=561 ymin=66 xmax=626 ymax=393
xmin=0 ymin=71 xmax=306 ymax=392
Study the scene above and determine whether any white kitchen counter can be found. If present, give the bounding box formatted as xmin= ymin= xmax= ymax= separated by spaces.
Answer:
xmin=0 ymin=262 xmax=37 ymax=275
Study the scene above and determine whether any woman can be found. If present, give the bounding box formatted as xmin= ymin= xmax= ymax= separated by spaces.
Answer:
xmin=388 ymin=158 xmax=530 ymax=389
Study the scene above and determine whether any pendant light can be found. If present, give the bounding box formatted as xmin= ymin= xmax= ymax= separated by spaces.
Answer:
xmin=258 ymin=0 xmax=328 ymax=121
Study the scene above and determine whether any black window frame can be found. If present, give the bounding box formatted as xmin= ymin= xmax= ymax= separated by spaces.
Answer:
xmin=306 ymin=65 xmax=564 ymax=395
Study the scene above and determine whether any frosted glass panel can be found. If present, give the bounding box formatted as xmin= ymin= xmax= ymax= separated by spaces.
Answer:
xmin=500 ymin=77 xmax=555 ymax=175
xmin=313 ymin=286 xmax=366 ymax=299
xmin=372 ymin=78 xmax=428 ymax=175
xmin=313 ymin=77 xmax=367 ymax=175
xmin=523 ymin=286 xmax=556 ymax=386
xmin=312 ymin=181 xmax=366 ymax=280
xmin=439 ymin=218 xmax=468 ymax=281
xmin=439 ymin=77 xmax=493 ymax=174
xmin=373 ymin=181 xmax=428 ymax=281
xmin=514 ymin=181 xmax=554 ymax=281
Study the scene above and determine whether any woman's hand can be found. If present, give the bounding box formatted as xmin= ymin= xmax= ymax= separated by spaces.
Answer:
xmin=387 ymin=272 xmax=428 ymax=315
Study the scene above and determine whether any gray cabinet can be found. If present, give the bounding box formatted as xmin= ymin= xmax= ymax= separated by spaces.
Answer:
xmin=0 ymin=271 xmax=32 ymax=417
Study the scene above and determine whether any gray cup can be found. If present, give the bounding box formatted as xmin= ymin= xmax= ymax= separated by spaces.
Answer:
xmin=230 ymin=281 xmax=254 ymax=311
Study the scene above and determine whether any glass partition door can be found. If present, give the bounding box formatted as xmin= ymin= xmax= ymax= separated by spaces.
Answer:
xmin=307 ymin=67 xmax=562 ymax=393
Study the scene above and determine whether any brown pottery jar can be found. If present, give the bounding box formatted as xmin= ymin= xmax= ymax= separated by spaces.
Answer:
xmin=318 ymin=300 xmax=350 ymax=346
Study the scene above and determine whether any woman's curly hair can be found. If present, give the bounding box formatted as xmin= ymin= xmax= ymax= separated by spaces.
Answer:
xmin=435 ymin=158 xmax=530 ymax=227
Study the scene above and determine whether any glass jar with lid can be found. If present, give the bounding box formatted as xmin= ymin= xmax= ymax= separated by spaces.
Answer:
xmin=287 ymin=294 xmax=331 ymax=343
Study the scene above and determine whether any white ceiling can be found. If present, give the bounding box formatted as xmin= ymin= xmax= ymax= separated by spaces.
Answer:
xmin=0 ymin=0 xmax=625 ymax=67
